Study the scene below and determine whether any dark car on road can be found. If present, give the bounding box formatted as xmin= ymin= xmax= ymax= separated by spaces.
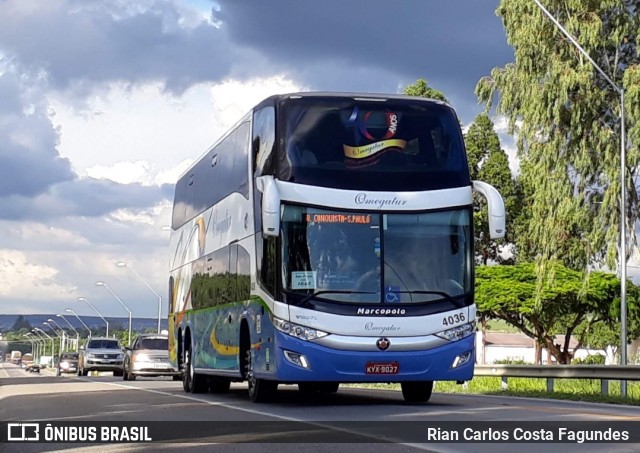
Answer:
xmin=78 ymin=337 xmax=124 ymax=377
xmin=24 ymin=363 xmax=41 ymax=373
xmin=57 ymin=352 xmax=79 ymax=376
xmin=123 ymin=334 xmax=181 ymax=381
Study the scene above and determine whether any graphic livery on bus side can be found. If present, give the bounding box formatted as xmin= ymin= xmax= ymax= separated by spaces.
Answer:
xmin=168 ymin=92 xmax=505 ymax=403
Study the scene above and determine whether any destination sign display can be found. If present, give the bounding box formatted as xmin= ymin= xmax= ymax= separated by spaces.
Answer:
xmin=305 ymin=213 xmax=372 ymax=224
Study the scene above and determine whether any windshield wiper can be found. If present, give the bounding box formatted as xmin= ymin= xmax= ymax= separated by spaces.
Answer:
xmin=298 ymin=290 xmax=376 ymax=305
xmin=391 ymin=290 xmax=465 ymax=308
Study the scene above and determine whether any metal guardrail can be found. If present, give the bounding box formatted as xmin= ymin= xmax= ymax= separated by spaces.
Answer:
xmin=474 ymin=364 xmax=640 ymax=396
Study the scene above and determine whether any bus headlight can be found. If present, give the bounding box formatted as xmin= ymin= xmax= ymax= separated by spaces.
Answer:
xmin=435 ymin=322 xmax=475 ymax=342
xmin=272 ymin=316 xmax=328 ymax=341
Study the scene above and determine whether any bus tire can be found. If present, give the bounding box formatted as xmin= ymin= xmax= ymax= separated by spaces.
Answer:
xmin=183 ymin=344 xmax=207 ymax=394
xmin=401 ymin=381 xmax=433 ymax=403
xmin=245 ymin=349 xmax=277 ymax=403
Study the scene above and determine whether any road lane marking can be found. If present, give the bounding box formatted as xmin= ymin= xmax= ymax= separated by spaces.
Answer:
xmin=95 ymin=381 xmax=445 ymax=451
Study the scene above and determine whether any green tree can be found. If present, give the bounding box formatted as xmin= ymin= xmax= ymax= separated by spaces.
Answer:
xmin=465 ymin=114 xmax=501 ymax=181
xmin=476 ymin=0 xmax=640 ymax=273
xmin=110 ymin=329 xmax=137 ymax=348
xmin=403 ymin=78 xmax=448 ymax=102
xmin=465 ymin=113 xmax=520 ymax=264
xmin=475 ymin=262 xmax=639 ymax=364
xmin=575 ymin=315 xmax=640 ymax=356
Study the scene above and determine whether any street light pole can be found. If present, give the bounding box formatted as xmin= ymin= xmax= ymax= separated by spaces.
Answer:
xmin=43 ymin=322 xmax=64 ymax=355
xmin=78 ymin=297 xmax=109 ymax=337
xmin=29 ymin=335 xmax=43 ymax=363
xmin=117 ymin=261 xmax=163 ymax=334
xmin=23 ymin=335 xmax=36 ymax=361
xmin=47 ymin=319 xmax=67 ymax=352
xmin=24 ymin=333 xmax=36 ymax=362
xmin=533 ymin=0 xmax=628 ymax=397
xmin=31 ymin=329 xmax=49 ymax=356
xmin=65 ymin=308 xmax=92 ymax=339
xmin=57 ymin=314 xmax=81 ymax=352
xmin=29 ymin=333 xmax=45 ymax=363
xmin=96 ymin=281 xmax=133 ymax=346
xmin=34 ymin=328 xmax=55 ymax=365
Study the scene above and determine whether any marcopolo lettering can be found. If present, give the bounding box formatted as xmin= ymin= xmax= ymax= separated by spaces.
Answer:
xmin=357 ymin=307 xmax=406 ymax=316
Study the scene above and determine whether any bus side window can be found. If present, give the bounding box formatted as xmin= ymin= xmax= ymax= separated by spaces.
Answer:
xmin=255 ymin=234 xmax=277 ymax=296
xmin=253 ymin=107 xmax=276 ymax=176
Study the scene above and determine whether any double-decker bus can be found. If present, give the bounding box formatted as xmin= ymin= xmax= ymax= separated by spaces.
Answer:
xmin=168 ymin=92 xmax=505 ymax=403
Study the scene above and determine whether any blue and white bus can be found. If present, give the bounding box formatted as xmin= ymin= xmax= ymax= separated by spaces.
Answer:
xmin=168 ymin=92 xmax=505 ymax=403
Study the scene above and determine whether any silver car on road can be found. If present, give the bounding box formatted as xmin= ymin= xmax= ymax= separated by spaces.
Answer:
xmin=78 ymin=337 xmax=125 ymax=377
xmin=123 ymin=334 xmax=181 ymax=381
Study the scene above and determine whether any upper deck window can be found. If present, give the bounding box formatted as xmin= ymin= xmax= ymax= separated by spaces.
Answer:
xmin=280 ymin=98 xmax=469 ymax=191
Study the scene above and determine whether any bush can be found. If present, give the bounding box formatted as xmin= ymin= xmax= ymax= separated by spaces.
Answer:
xmin=492 ymin=358 xmax=528 ymax=365
xmin=572 ymin=354 xmax=606 ymax=365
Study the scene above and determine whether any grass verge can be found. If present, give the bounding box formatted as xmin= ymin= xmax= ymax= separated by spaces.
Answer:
xmin=347 ymin=377 xmax=640 ymax=406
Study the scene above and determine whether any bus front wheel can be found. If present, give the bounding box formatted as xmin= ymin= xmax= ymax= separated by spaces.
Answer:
xmin=245 ymin=349 xmax=277 ymax=403
xmin=401 ymin=381 xmax=433 ymax=403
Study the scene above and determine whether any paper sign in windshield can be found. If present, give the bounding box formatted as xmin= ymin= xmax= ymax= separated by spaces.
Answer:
xmin=292 ymin=271 xmax=317 ymax=290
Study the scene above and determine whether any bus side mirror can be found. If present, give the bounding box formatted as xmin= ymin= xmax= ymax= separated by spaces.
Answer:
xmin=472 ymin=180 xmax=506 ymax=239
xmin=256 ymin=175 xmax=281 ymax=237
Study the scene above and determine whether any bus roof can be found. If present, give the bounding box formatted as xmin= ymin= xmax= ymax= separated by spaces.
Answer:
xmin=255 ymin=91 xmax=451 ymax=109
xmin=180 ymin=91 xmax=449 ymax=176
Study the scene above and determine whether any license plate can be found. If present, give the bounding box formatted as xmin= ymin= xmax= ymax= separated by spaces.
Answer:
xmin=365 ymin=362 xmax=399 ymax=374
xmin=153 ymin=363 xmax=166 ymax=369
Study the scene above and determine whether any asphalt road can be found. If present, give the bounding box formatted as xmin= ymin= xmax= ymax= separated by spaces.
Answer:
xmin=1 ymin=362 xmax=639 ymax=453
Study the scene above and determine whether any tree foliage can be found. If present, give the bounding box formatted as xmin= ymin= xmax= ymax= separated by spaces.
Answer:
xmin=475 ymin=262 xmax=639 ymax=364
xmin=403 ymin=78 xmax=448 ymax=102
xmin=465 ymin=114 xmax=521 ymax=264
xmin=476 ymin=0 xmax=640 ymax=272
xmin=574 ymin=312 xmax=640 ymax=351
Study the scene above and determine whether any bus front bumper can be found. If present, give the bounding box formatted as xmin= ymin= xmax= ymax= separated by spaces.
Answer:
xmin=266 ymin=332 xmax=475 ymax=383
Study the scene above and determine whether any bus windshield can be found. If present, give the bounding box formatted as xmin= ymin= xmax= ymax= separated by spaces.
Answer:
xmin=281 ymin=205 xmax=471 ymax=304
xmin=280 ymin=97 xmax=468 ymax=191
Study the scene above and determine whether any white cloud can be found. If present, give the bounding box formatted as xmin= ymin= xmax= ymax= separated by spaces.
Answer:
xmin=209 ymin=75 xmax=304 ymax=132
xmin=19 ymin=223 xmax=91 ymax=249
xmin=86 ymin=160 xmax=155 ymax=185
xmin=50 ymin=75 xmax=303 ymax=186
xmin=108 ymin=202 xmax=171 ymax=227
xmin=49 ymin=81 xmax=215 ymax=175
xmin=0 ymin=249 xmax=76 ymax=299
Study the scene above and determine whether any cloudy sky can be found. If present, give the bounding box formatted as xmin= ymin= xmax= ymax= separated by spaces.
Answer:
xmin=0 ymin=0 xmax=517 ymax=320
